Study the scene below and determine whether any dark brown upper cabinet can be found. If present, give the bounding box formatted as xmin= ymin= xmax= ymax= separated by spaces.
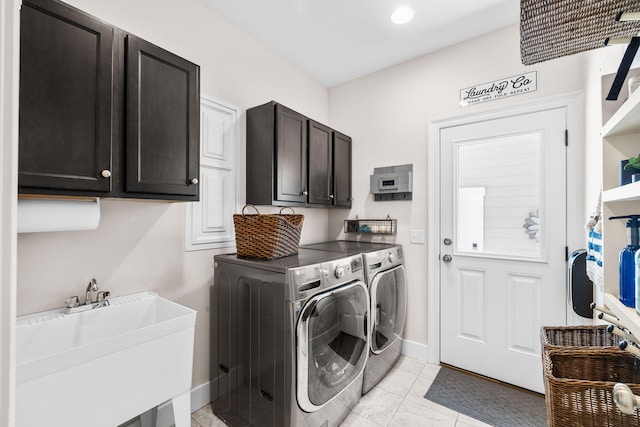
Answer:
xmin=275 ymin=104 xmax=308 ymax=204
xmin=246 ymin=101 xmax=352 ymax=208
xmin=18 ymin=0 xmax=200 ymax=201
xmin=124 ymin=35 xmax=200 ymax=199
xmin=19 ymin=0 xmax=114 ymax=194
xmin=308 ymin=120 xmax=332 ymax=205
xmin=332 ymin=131 xmax=352 ymax=208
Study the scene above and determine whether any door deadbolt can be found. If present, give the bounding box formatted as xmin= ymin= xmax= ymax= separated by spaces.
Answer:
xmin=442 ymin=254 xmax=452 ymax=263
xmin=443 ymin=238 xmax=452 ymax=246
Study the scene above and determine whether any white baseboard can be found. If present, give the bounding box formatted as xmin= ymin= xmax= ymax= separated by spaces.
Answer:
xmin=401 ymin=338 xmax=429 ymax=363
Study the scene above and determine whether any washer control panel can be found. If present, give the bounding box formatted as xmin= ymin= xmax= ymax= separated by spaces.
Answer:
xmin=323 ymin=254 xmax=364 ymax=288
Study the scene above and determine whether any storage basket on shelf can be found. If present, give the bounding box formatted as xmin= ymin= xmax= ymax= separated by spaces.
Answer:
xmin=233 ymin=205 xmax=304 ymax=260
xmin=544 ymin=347 xmax=640 ymax=427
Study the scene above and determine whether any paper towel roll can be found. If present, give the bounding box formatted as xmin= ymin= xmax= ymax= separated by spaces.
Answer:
xmin=17 ymin=198 xmax=101 ymax=233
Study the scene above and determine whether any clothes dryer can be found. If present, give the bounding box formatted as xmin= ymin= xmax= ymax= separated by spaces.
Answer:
xmin=361 ymin=246 xmax=407 ymax=393
xmin=211 ymin=249 xmax=369 ymax=427
xmin=300 ymin=241 xmax=407 ymax=394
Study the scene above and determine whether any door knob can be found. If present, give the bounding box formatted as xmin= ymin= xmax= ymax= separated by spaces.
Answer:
xmin=442 ymin=254 xmax=452 ymax=263
xmin=443 ymin=238 xmax=452 ymax=246
xmin=101 ymin=169 xmax=111 ymax=178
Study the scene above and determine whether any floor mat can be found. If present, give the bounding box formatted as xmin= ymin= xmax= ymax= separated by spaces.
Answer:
xmin=424 ymin=365 xmax=546 ymax=427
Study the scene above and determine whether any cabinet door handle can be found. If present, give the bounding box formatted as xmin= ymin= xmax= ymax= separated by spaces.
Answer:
xmin=101 ymin=169 xmax=112 ymax=178
xmin=190 ymin=178 xmax=199 ymax=185
xmin=301 ymin=191 xmax=308 ymax=196
xmin=329 ymin=194 xmax=334 ymax=199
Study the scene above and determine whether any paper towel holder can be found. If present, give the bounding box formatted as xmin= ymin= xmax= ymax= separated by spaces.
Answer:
xmin=17 ymin=197 xmax=101 ymax=233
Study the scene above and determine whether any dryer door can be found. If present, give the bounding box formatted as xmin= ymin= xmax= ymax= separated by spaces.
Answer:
xmin=370 ymin=265 xmax=407 ymax=354
xmin=296 ymin=281 xmax=369 ymax=413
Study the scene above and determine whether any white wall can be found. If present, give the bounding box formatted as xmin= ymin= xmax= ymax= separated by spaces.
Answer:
xmin=16 ymin=0 xmax=332 ymax=392
xmin=327 ymin=23 xmax=591 ymax=351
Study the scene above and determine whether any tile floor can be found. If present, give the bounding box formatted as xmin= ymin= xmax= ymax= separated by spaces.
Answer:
xmin=188 ymin=356 xmax=493 ymax=427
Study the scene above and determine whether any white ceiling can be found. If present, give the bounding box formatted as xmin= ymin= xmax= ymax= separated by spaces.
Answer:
xmin=204 ymin=0 xmax=521 ymax=87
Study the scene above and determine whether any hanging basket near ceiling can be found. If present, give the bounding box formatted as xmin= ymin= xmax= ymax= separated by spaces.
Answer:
xmin=520 ymin=0 xmax=640 ymax=65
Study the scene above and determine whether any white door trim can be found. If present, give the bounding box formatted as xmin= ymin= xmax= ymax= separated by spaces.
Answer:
xmin=427 ymin=92 xmax=584 ymax=364
xmin=1 ymin=0 xmax=20 ymax=425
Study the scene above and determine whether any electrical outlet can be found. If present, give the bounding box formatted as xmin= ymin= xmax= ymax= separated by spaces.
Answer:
xmin=410 ymin=229 xmax=424 ymax=244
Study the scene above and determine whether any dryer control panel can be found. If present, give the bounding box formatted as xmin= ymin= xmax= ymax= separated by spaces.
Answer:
xmin=363 ymin=246 xmax=404 ymax=278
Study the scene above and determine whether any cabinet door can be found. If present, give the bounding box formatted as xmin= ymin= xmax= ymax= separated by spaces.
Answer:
xmin=308 ymin=121 xmax=332 ymax=205
xmin=19 ymin=0 xmax=114 ymax=193
xmin=125 ymin=35 xmax=200 ymax=199
xmin=275 ymin=104 xmax=307 ymax=203
xmin=333 ymin=131 xmax=352 ymax=207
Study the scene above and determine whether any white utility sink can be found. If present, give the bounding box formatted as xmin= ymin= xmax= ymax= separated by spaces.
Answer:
xmin=16 ymin=291 xmax=196 ymax=427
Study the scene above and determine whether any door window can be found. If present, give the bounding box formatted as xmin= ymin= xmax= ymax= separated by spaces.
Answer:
xmin=456 ymin=133 xmax=543 ymax=260
xmin=297 ymin=282 xmax=368 ymax=411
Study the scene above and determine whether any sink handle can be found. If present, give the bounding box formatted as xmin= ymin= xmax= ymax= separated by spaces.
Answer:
xmin=65 ymin=296 xmax=79 ymax=308
xmin=97 ymin=291 xmax=110 ymax=302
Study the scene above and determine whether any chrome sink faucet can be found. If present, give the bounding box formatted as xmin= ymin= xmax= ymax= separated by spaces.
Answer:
xmin=64 ymin=278 xmax=110 ymax=314
xmin=86 ymin=278 xmax=99 ymax=304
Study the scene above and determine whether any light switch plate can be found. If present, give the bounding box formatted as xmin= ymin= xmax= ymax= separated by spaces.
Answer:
xmin=410 ymin=229 xmax=425 ymax=244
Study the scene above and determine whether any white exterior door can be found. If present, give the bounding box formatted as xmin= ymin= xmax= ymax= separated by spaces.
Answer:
xmin=439 ymin=108 xmax=567 ymax=393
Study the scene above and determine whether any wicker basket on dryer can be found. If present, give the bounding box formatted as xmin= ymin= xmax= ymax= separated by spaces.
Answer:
xmin=233 ymin=205 xmax=304 ymax=260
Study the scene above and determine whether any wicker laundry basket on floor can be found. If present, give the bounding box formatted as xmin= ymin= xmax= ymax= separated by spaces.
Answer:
xmin=541 ymin=325 xmax=621 ymax=353
xmin=544 ymin=347 xmax=640 ymax=426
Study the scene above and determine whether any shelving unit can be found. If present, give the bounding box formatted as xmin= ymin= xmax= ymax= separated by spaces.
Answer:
xmin=601 ymin=84 xmax=640 ymax=330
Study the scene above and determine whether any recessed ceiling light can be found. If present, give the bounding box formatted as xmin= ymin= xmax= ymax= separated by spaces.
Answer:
xmin=391 ymin=6 xmax=414 ymax=25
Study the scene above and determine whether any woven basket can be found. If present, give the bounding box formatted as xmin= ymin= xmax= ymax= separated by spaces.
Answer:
xmin=544 ymin=348 xmax=640 ymax=426
xmin=542 ymin=325 xmax=621 ymax=353
xmin=521 ymin=0 xmax=640 ymax=65
xmin=233 ymin=205 xmax=304 ymax=260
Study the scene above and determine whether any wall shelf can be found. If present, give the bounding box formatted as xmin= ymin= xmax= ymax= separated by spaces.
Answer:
xmin=603 ymin=181 xmax=640 ymax=203
xmin=602 ymin=85 xmax=640 ymax=137
xmin=344 ymin=217 xmax=397 ymax=235
xmin=603 ymin=293 xmax=640 ymax=339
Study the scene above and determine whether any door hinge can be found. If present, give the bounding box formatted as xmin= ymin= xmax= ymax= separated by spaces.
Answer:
xmin=564 ymin=129 xmax=568 ymax=146
xmin=565 ymin=246 xmax=569 ymax=261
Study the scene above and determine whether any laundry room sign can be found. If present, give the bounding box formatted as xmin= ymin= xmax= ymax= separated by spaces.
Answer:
xmin=459 ymin=71 xmax=537 ymax=106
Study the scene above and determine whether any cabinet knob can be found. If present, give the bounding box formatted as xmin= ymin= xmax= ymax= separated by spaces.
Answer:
xmin=301 ymin=191 xmax=308 ymax=196
xmin=190 ymin=178 xmax=199 ymax=185
xmin=329 ymin=194 xmax=334 ymax=199
xmin=101 ymin=169 xmax=111 ymax=178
